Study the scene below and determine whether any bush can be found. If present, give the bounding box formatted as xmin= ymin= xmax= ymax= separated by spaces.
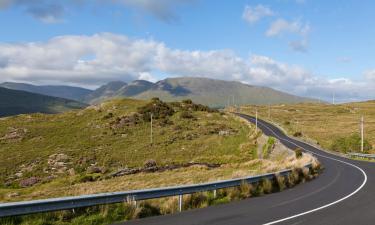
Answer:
xmin=293 ymin=131 xmax=302 ymax=137
xmin=137 ymin=98 xmax=175 ymax=121
xmin=294 ymin=147 xmax=303 ymax=158
xmin=182 ymin=99 xmax=193 ymax=104
xmin=77 ymin=173 xmax=102 ymax=183
xmin=180 ymin=111 xmax=195 ymax=119
xmin=330 ymin=133 xmax=372 ymax=153
xmin=133 ymin=202 xmax=161 ymax=219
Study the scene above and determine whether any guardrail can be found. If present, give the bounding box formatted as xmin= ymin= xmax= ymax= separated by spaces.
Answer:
xmin=0 ymin=164 xmax=312 ymax=218
xmin=347 ymin=153 xmax=375 ymax=159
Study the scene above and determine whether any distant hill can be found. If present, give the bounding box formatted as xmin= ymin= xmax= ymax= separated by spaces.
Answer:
xmin=82 ymin=81 xmax=127 ymax=103
xmin=85 ymin=77 xmax=317 ymax=107
xmin=0 ymin=82 xmax=92 ymax=102
xmin=0 ymin=87 xmax=88 ymax=117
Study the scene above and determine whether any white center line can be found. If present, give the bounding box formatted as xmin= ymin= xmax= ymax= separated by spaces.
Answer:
xmin=242 ymin=116 xmax=368 ymax=225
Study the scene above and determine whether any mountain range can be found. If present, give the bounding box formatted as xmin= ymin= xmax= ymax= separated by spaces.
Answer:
xmin=0 ymin=77 xmax=317 ymax=116
xmin=83 ymin=77 xmax=316 ymax=107
xmin=0 ymin=87 xmax=88 ymax=117
xmin=0 ymin=82 xmax=92 ymax=102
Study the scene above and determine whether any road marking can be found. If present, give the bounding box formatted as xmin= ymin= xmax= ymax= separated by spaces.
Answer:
xmin=241 ymin=116 xmax=368 ymax=225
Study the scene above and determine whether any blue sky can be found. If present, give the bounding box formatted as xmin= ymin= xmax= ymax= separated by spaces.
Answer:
xmin=0 ymin=0 xmax=374 ymax=102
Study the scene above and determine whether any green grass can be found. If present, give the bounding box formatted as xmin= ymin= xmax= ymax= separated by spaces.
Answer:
xmin=0 ymin=98 xmax=258 ymax=202
xmin=240 ymin=101 xmax=375 ymax=153
xmin=0 ymin=163 xmax=321 ymax=225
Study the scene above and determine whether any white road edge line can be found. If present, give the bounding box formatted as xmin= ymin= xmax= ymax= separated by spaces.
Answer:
xmin=248 ymin=117 xmax=368 ymax=225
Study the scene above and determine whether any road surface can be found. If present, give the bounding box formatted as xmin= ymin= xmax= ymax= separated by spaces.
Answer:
xmin=118 ymin=114 xmax=372 ymax=225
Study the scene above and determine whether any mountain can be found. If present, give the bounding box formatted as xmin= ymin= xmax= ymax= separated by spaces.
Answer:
xmin=82 ymin=81 xmax=127 ymax=103
xmin=0 ymin=87 xmax=88 ymax=117
xmin=0 ymin=82 xmax=92 ymax=102
xmin=85 ymin=77 xmax=317 ymax=107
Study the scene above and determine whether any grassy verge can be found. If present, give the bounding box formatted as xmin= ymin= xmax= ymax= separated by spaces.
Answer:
xmin=0 ymin=163 xmax=321 ymax=225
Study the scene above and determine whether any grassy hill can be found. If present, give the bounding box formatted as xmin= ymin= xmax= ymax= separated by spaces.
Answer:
xmin=0 ymin=98 xmax=314 ymax=204
xmin=0 ymin=82 xmax=93 ymax=102
xmin=0 ymin=98 xmax=256 ymax=201
xmin=85 ymin=77 xmax=317 ymax=107
xmin=240 ymin=101 xmax=375 ymax=153
xmin=0 ymin=87 xmax=88 ymax=117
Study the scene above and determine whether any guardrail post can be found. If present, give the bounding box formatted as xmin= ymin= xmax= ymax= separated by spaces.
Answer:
xmin=132 ymin=195 xmax=137 ymax=208
xmin=178 ymin=195 xmax=183 ymax=212
xmin=213 ymin=189 xmax=217 ymax=198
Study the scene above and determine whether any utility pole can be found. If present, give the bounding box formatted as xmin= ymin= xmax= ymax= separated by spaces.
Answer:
xmin=255 ymin=109 xmax=258 ymax=133
xmin=361 ymin=116 xmax=364 ymax=152
xmin=150 ymin=113 xmax=153 ymax=145
xmin=332 ymin=93 xmax=335 ymax=105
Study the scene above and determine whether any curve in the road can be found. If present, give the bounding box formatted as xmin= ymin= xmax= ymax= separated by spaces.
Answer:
xmin=252 ymin=116 xmax=367 ymax=225
xmin=117 ymin=113 xmax=369 ymax=225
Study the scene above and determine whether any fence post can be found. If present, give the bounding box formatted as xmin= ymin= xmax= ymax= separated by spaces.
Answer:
xmin=213 ymin=189 xmax=217 ymax=198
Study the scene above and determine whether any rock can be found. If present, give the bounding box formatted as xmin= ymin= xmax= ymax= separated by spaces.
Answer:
xmin=86 ymin=166 xmax=103 ymax=174
xmin=68 ymin=168 xmax=76 ymax=176
xmin=7 ymin=192 xmax=19 ymax=198
xmin=144 ymin=159 xmax=157 ymax=168
xmin=55 ymin=153 xmax=69 ymax=161
xmin=15 ymin=172 xmax=23 ymax=178
xmin=218 ymin=130 xmax=231 ymax=136
xmin=0 ymin=127 xmax=28 ymax=141
xmin=19 ymin=177 xmax=40 ymax=187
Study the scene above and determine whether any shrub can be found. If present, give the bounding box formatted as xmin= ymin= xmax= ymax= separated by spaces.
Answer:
xmin=182 ymin=99 xmax=193 ymax=104
xmin=294 ymin=147 xmax=303 ymax=158
xmin=275 ymin=175 xmax=286 ymax=191
xmin=77 ymin=173 xmax=102 ymax=183
xmin=133 ymin=202 xmax=161 ymax=219
xmin=180 ymin=111 xmax=195 ymax=119
xmin=293 ymin=131 xmax=302 ymax=137
xmin=137 ymin=99 xmax=175 ymax=121
xmin=185 ymin=193 xmax=208 ymax=209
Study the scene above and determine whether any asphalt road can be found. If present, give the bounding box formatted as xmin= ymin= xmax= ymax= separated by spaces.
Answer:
xmin=119 ymin=114 xmax=372 ymax=225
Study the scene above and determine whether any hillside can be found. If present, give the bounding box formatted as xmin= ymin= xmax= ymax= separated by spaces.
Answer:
xmin=240 ymin=101 xmax=375 ymax=154
xmin=0 ymin=98 xmax=313 ymax=203
xmin=85 ymin=77 xmax=317 ymax=107
xmin=0 ymin=82 xmax=93 ymax=102
xmin=0 ymin=87 xmax=88 ymax=117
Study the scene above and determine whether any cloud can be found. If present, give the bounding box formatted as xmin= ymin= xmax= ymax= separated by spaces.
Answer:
xmin=26 ymin=2 xmax=65 ymax=23
xmin=0 ymin=0 xmax=195 ymax=23
xmin=116 ymin=0 xmax=195 ymax=23
xmin=0 ymin=33 xmax=373 ymax=102
xmin=364 ymin=70 xmax=375 ymax=82
xmin=266 ymin=18 xmax=310 ymax=37
xmin=0 ymin=0 xmax=65 ymax=23
xmin=289 ymin=39 xmax=308 ymax=52
xmin=337 ymin=57 xmax=352 ymax=63
xmin=242 ymin=4 xmax=274 ymax=24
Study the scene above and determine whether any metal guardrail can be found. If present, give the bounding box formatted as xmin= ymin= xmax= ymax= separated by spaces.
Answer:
xmin=0 ymin=164 xmax=312 ymax=217
xmin=347 ymin=153 xmax=375 ymax=159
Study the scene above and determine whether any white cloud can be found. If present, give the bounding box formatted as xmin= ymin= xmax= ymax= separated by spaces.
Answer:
xmin=289 ymin=39 xmax=308 ymax=52
xmin=242 ymin=4 xmax=274 ymax=24
xmin=0 ymin=33 xmax=373 ymax=102
xmin=364 ymin=70 xmax=375 ymax=82
xmin=266 ymin=18 xmax=310 ymax=37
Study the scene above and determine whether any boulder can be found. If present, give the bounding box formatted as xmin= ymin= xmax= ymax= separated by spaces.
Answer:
xmin=19 ymin=177 xmax=40 ymax=187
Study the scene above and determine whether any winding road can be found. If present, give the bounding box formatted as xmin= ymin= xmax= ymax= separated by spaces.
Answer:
xmin=119 ymin=114 xmax=372 ymax=225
